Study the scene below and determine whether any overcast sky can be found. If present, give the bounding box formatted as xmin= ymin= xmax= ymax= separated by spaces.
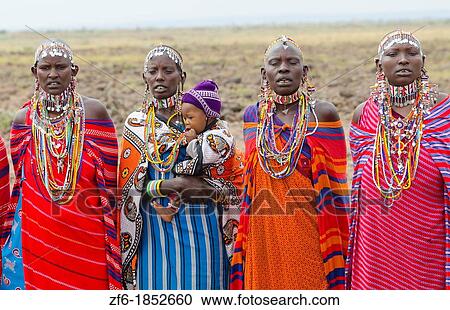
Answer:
xmin=1 ymin=0 xmax=449 ymax=31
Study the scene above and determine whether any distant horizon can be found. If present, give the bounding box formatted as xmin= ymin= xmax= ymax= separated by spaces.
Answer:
xmin=1 ymin=0 xmax=449 ymax=32
xmin=2 ymin=14 xmax=450 ymax=34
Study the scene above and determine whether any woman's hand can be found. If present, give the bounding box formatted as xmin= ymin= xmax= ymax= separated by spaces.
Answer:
xmin=159 ymin=176 xmax=217 ymax=204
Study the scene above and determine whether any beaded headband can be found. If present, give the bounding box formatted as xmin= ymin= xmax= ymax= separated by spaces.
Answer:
xmin=264 ymin=35 xmax=302 ymax=62
xmin=34 ymin=40 xmax=74 ymax=66
xmin=378 ymin=30 xmax=422 ymax=59
xmin=144 ymin=44 xmax=183 ymax=72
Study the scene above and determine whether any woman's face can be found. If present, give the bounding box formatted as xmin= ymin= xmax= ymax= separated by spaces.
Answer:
xmin=263 ymin=43 xmax=305 ymax=96
xmin=378 ymin=43 xmax=424 ymax=86
xmin=143 ymin=55 xmax=183 ymax=100
xmin=32 ymin=55 xmax=77 ymax=95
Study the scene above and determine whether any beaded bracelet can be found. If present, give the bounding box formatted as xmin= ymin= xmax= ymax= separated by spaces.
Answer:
xmin=146 ymin=180 xmax=165 ymax=198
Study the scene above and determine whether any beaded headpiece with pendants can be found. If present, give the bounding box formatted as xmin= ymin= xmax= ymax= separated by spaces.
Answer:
xmin=144 ymin=44 xmax=183 ymax=73
xmin=377 ymin=30 xmax=422 ymax=60
xmin=264 ymin=35 xmax=303 ymax=62
xmin=34 ymin=39 xmax=74 ymax=67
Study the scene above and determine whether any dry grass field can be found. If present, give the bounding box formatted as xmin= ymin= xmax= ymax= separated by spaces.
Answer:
xmin=1 ymin=21 xmax=449 ymax=177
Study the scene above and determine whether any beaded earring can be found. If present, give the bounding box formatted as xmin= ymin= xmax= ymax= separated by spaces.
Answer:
xmin=373 ymin=70 xmax=388 ymax=105
xmin=262 ymin=76 xmax=269 ymax=91
xmin=300 ymin=74 xmax=319 ymax=131
xmin=69 ymin=76 xmax=77 ymax=95
xmin=420 ymin=68 xmax=439 ymax=113
xmin=260 ymin=75 xmax=270 ymax=101
xmin=34 ymin=78 xmax=39 ymax=92
xmin=175 ymin=81 xmax=184 ymax=115
xmin=306 ymin=76 xmax=316 ymax=96
xmin=142 ymin=84 xmax=151 ymax=112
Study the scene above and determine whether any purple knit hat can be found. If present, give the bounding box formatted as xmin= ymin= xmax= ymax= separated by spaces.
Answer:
xmin=182 ymin=80 xmax=221 ymax=118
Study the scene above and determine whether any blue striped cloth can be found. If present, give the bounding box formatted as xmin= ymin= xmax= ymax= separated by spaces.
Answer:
xmin=137 ymin=148 xmax=229 ymax=289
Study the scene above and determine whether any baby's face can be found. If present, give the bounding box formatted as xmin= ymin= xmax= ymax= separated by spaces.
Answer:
xmin=181 ymin=102 xmax=208 ymax=134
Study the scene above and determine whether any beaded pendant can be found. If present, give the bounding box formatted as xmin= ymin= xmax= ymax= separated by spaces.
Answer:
xmin=256 ymin=90 xmax=318 ymax=179
xmin=144 ymin=94 xmax=185 ymax=172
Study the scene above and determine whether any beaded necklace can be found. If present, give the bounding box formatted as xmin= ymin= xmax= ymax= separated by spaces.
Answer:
xmin=31 ymin=88 xmax=85 ymax=204
xmin=389 ymin=82 xmax=418 ymax=107
xmin=372 ymin=72 xmax=434 ymax=203
xmin=146 ymin=96 xmax=178 ymax=111
xmin=39 ymin=87 xmax=71 ymax=113
xmin=256 ymin=90 xmax=317 ymax=179
xmin=143 ymin=94 xmax=185 ymax=172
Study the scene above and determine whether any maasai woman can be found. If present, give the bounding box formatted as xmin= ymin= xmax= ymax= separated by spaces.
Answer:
xmin=230 ymin=36 xmax=349 ymax=290
xmin=119 ymin=45 xmax=242 ymax=290
xmin=0 ymin=39 xmax=121 ymax=290
xmin=347 ymin=30 xmax=450 ymax=290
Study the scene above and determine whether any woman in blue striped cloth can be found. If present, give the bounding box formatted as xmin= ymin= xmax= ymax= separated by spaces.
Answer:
xmin=119 ymin=44 xmax=242 ymax=289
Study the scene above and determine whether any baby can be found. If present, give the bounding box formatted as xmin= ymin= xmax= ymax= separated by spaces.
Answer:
xmin=175 ymin=80 xmax=238 ymax=177
xmin=176 ymin=80 xmax=244 ymax=260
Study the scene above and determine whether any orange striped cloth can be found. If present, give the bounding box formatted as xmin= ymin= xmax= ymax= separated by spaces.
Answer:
xmin=244 ymin=160 xmax=328 ymax=289
xmin=230 ymin=104 xmax=349 ymax=289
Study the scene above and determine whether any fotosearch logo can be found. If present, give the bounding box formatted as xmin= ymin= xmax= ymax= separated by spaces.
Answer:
xmin=42 ymin=186 xmax=386 ymax=218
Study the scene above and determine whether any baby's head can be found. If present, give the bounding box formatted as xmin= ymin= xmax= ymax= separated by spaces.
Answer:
xmin=181 ymin=80 xmax=221 ymax=134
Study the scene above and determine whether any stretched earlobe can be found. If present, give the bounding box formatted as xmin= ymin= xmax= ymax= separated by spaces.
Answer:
xmin=141 ymin=80 xmax=151 ymax=109
xmin=374 ymin=58 xmax=382 ymax=71
xmin=303 ymin=65 xmax=310 ymax=75
xmin=31 ymin=66 xmax=37 ymax=77
xmin=181 ymin=72 xmax=187 ymax=89
xmin=260 ymin=67 xmax=267 ymax=78
xmin=34 ymin=78 xmax=39 ymax=91
xmin=71 ymin=64 xmax=79 ymax=77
